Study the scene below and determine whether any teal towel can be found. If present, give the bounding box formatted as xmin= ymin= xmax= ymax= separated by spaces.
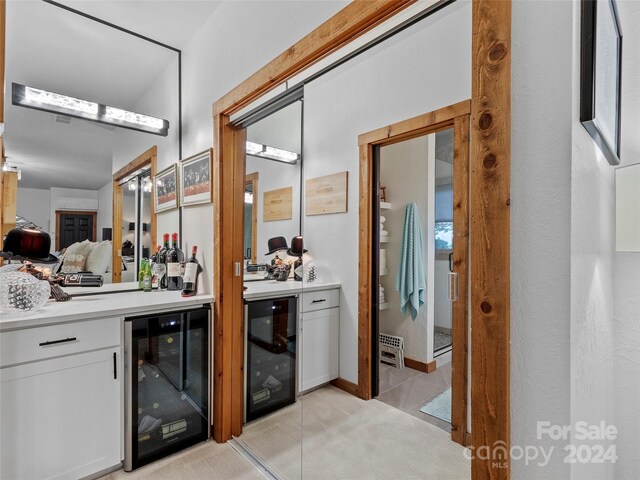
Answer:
xmin=395 ymin=203 xmax=426 ymax=320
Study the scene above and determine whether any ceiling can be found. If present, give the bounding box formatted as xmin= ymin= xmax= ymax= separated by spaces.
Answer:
xmin=3 ymin=0 xmax=220 ymax=190
xmin=59 ymin=0 xmax=222 ymax=49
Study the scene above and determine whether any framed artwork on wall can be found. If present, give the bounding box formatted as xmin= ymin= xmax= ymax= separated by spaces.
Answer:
xmin=580 ymin=0 xmax=623 ymax=166
xmin=305 ymin=171 xmax=348 ymax=215
xmin=154 ymin=164 xmax=179 ymax=213
xmin=179 ymin=149 xmax=213 ymax=207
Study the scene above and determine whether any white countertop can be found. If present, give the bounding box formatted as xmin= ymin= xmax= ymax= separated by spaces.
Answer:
xmin=243 ymin=279 xmax=340 ymax=301
xmin=0 ymin=291 xmax=214 ymax=332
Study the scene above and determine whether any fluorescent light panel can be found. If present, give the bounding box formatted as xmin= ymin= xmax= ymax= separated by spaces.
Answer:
xmin=245 ymin=140 xmax=300 ymax=164
xmin=12 ymin=83 xmax=169 ymax=136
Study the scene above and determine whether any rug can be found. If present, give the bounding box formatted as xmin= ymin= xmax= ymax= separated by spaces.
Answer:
xmin=419 ymin=387 xmax=451 ymax=423
xmin=434 ymin=331 xmax=452 ymax=352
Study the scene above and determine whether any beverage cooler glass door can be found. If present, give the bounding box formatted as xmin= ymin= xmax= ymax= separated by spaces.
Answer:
xmin=245 ymin=296 xmax=297 ymax=422
xmin=125 ymin=306 xmax=210 ymax=471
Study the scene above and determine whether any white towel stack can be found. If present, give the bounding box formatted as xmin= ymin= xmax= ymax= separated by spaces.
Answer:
xmin=380 ymin=215 xmax=389 ymax=241
xmin=380 ymin=249 xmax=387 ymax=272
xmin=379 ymin=286 xmax=386 ymax=303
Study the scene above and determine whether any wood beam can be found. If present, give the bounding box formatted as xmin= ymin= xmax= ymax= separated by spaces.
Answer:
xmin=470 ymin=0 xmax=511 ymax=478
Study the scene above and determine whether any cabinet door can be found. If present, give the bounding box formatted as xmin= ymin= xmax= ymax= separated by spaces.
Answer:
xmin=1 ymin=349 xmax=121 ymax=480
xmin=301 ymin=307 xmax=339 ymax=392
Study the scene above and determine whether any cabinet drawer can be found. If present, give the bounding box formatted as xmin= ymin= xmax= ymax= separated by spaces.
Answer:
xmin=1 ymin=317 xmax=120 ymax=367
xmin=299 ymin=288 xmax=340 ymax=313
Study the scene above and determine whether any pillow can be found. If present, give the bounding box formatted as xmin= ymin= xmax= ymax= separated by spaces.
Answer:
xmin=85 ymin=241 xmax=112 ymax=274
xmin=60 ymin=240 xmax=92 ymax=273
xmin=60 ymin=253 xmax=86 ymax=273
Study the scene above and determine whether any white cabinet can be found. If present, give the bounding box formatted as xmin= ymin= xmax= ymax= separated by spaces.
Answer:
xmin=0 ymin=320 xmax=122 ymax=480
xmin=299 ymin=288 xmax=340 ymax=392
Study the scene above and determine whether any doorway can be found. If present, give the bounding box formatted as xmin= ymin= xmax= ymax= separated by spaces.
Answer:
xmin=55 ymin=210 xmax=96 ymax=250
xmin=358 ymin=100 xmax=470 ymax=446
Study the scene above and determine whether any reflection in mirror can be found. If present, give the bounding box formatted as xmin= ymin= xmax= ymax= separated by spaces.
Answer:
xmin=237 ymin=98 xmax=303 ymax=480
xmin=243 ymin=100 xmax=302 ymax=282
xmin=4 ymin=1 xmax=179 ymax=286
xmin=244 ymin=173 xmax=259 ymax=264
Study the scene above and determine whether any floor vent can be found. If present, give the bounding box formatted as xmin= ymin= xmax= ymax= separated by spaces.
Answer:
xmin=379 ymin=333 xmax=405 ymax=369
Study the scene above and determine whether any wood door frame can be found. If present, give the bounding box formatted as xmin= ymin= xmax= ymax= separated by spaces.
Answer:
xmin=357 ymin=100 xmax=470 ymax=447
xmin=55 ymin=210 xmax=97 ymax=251
xmin=211 ymin=3 xmax=511 ymax=478
xmin=211 ymin=0 xmax=417 ymax=445
xmin=112 ymin=146 xmax=157 ymax=283
xmin=245 ymin=172 xmax=259 ymax=264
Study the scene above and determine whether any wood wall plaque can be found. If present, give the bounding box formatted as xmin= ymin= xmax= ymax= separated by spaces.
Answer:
xmin=305 ymin=171 xmax=348 ymax=216
xmin=263 ymin=186 xmax=293 ymax=221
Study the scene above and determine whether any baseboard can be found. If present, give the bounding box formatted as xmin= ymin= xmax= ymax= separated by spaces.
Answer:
xmin=330 ymin=377 xmax=359 ymax=396
xmin=404 ymin=356 xmax=437 ymax=373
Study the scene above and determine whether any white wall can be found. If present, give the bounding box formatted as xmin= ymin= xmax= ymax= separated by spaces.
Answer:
xmin=97 ymin=181 xmax=112 ymax=241
xmin=511 ymin=1 xmax=620 ymax=478
xmin=109 ymin=1 xmax=346 ymax=294
xmin=245 ymin=155 xmax=301 ymax=265
xmin=613 ymin=1 xmax=640 ymax=478
xmin=303 ymin=1 xmax=471 ymax=384
xmin=16 ymin=187 xmax=51 ymax=232
xmin=379 ymin=135 xmax=434 ymax=363
xmin=569 ymin=1 xmax=615 ymax=477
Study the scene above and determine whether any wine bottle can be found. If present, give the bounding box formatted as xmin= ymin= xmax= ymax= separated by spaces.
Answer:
xmin=166 ymin=232 xmax=184 ymax=291
xmin=181 ymin=246 xmax=202 ymax=297
xmin=158 ymin=233 xmax=170 ymax=290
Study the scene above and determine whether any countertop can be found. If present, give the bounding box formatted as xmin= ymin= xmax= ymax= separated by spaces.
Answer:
xmin=243 ymin=279 xmax=340 ymax=301
xmin=0 ymin=291 xmax=214 ymax=332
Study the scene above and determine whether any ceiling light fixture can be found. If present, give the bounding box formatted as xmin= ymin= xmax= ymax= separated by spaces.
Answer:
xmin=245 ymin=140 xmax=299 ymax=164
xmin=12 ymin=83 xmax=169 ymax=136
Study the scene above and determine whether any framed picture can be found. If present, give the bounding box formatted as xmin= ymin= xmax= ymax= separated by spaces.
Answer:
xmin=179 ymin=149 xmax=212 ymax=206
xmin=580 ymin=0 xmax=623 ymax=166
xmin=154 ymin=164 xmax=179 ymax=213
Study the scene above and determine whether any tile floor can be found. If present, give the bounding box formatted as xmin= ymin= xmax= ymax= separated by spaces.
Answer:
xmin=103 ymin=382 xmax=467 ymax=480
xmin=377 ymin=359 xmax=452 ymax=432
xmin=240 ymin=385 xmax=469 ymax=480
xmin=100 ymin=441 xmax=264 ymax=480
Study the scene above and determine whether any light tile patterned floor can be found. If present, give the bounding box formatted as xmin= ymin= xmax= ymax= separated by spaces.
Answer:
xmin=103 ymin=383 xmax=468 ymax=480
xmin=377 ymin=360 xmax=452 ymax=432
xmin=239 ymin=385 xmax=469 ymax=480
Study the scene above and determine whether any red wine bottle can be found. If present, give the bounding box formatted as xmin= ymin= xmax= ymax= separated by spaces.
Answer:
xmin=166 ymin=232 xmax=184 ymax=291
xmin=158 ymin=233 xmax=170 ymax=290
xmin=181 ymin=246 xmax=202 ymax=297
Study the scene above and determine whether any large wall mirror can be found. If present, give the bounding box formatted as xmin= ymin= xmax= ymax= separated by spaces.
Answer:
xmin=3 ymin=1 xmax=180 ymax=284
xmin=243 ymin=99 xmax=302 ymax=280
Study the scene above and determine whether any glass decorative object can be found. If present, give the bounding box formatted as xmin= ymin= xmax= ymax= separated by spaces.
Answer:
xmin=0 ymin=271 xmax=51 ymax=314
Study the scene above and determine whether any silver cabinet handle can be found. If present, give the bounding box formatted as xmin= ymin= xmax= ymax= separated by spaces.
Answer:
xmin=311 ymin=299 xmax=326 ymax=304
xmin=448 ymin=272 xmax=459 ymax=302
xmin=234 ymin=262 xmax=242 ymax=277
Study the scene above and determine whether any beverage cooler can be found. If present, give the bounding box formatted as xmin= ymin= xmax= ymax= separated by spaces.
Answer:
xmin=124 ymin=306 xmax=210 ymax=471
xmin=244 ymin=296 xmax=297 ymax=423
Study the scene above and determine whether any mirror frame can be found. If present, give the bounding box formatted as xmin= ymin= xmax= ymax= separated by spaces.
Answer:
xmin=245 ymin=172 xmax=259 ymax=264
xmin=112 ymin=146 xmax=157 ymax=283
